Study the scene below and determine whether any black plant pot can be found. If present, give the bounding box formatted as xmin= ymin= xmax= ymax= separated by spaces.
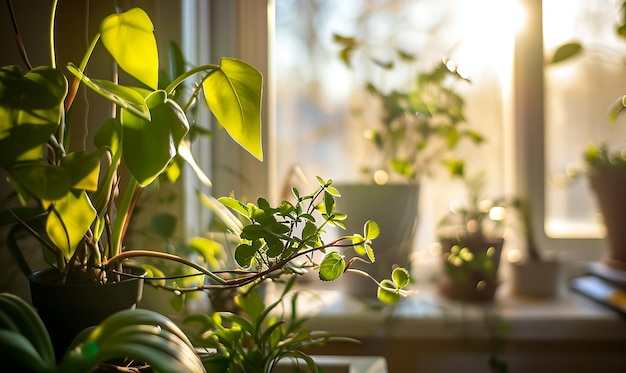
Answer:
xmin=28 ymin=266 xmax=145 ymax=361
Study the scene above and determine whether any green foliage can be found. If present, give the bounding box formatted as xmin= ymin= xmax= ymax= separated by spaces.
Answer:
xmin=0 ymin=5 xmax=263 ymax=283
xmin=213 ymin=178 xmax=409 ymax=303
xmin=437 ymin=173 xmax=508 ymax=241
xmin=547 ymin=1 xmax=626 ymax=174
xmin=334 ymin=34 xmax=484 ymax=183
xmin=183 ymin=277 xmax=358 ymax=373
xmin=0 ymin=293 xmax=203 ymax=372
xmin=548 ymin=42 xmax=583 ymax=64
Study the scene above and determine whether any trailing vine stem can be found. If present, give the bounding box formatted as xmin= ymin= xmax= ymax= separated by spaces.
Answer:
xmin=104 ymin=235 xmax=371 ymax=290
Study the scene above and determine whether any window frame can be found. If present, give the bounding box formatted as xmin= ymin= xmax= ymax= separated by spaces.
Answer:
xmin=200 ymin=0 xmax=605 ymax=261
xmin=514 ymin=0 xmax=603 ymax=261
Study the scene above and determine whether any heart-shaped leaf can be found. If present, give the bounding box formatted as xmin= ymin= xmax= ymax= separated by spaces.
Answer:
xmin=9 ymin=162 xmax=71 ymax=201
xmin=0 ymin=66 xmax=66 ymax=167
xmin=203 ymin=58 xmax=263 ymax=160
xmin=99 ymin=7 xmax=158 ymax=89
xmin=121 ymin=92 xmax=189 ymax=186
xmin=46 ymin=190 xmax=96 ymax=259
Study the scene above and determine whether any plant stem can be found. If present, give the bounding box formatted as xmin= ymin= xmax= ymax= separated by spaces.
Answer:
xmin=64 ymin=34 xmax=100 ymax=114
xmin=106 ymin=250 xmax=227 ymax=285
xmin=108 ymin=177 xmax=139 ymax=259
xmin=49 ymin=0 xmax=58 ymax=69
xmin=6 ymin=0 xmax=33 ymax=70
xmin=165 ymin=64 xmax=219 ymax=95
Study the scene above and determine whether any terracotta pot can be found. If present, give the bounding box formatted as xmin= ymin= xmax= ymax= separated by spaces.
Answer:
xmin=588 ymin=168 xmax=626 ymax=270
xmin=438 ymin=235 xmax=504 ymax=302
xmin=28 ymin=266 xmax=145 ymax=361
xmin=331 ymin=183 xmax=419 ymax=297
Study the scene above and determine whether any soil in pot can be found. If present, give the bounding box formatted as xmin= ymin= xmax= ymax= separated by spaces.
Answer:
xmin=438 ymin=235 xmax=504 ymax=302
xmin=28 ymin=265 xmax=146 ymax=361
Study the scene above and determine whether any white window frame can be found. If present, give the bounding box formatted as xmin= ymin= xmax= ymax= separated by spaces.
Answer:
xmin=514 ymin=0 xmax=602 ymax=261
xmin=182 ymin=0 xmax=275 ymax=237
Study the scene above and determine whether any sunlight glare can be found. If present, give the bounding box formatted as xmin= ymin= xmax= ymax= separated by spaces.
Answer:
xmin=453 ymin=0 xmax=526 ymax=77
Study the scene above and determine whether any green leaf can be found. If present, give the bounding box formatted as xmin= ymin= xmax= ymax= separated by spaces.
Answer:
xmin=549 ymin=42 xmax=583 ymax=64
xmin=9 ymin=152 xmax=100 ymax=202
xmin=94 ymin=118 xmax=122 ymax=155
xmin=392 ymin=267 xmax=411 ymax=288
xmin=235 ymin=242 xmax=259 ymax=268
xmin=61 ymin=151 xmax=101 ymax=191
xmin=264 ymin=235 xmax=285 ymax=258
xmin=351 ymin=234 xmax=367 ymax=257
xmin=301 ymin=221 xmax=318 ymax=242
xmin=234 ymin=289 xmax=266 ymax=321
xmin=323 ymin=191 xmax=335 ymax=216
xmin=364 ymin=220 xmax=380 ymax=240
xmin=149 ymin=213 xmax=177 ymax=238
xmin=0 ymin=66 xmax=66 ymax=168
xmin=100 ymin=7 xmax=158 ymax=89
xmin=177 ymin=141 xmax=212 ymax=186
xmin=609 ymin=95 xmax=626 ymax=122
xmin=66 ymin=64 xmax=150 ymax=119
xmin=318 ymin=251 xmax=345 ymax=281
xmin=364 ymin=242 xmax=375 ymax=263
xmin=164 ymin=42 xmax=187 ymax=91
xmin=218 ymin=196 xmax=251 ymax=218
xmin=203 ymin=58 xmax=263 ymax=161
xmin=377 ymin=279 xmax=401 ymax=305
xmin=9 ymin=162 xmax=71 ymax=201
xmin=142 ymin=264 xmax=166 ymax=287
xmin=444 ymin=159 xmax=465 ymax=178
xmin=121 ymin=92 xmax=189 ymax=186
xmin=46 ymin=190 xmax=96 ymax=259
xmin=188 ymin=237 xmax=224 ymax=269
xmin=241 ymin=224 xmax=265 ymax=241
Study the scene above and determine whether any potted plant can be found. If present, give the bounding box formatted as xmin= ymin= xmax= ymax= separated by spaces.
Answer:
xmin=508 ymin=196 xmax=562 ymax=299
xmin=0 ymin=292 xmax=206 ymax=372
xmin=1 ymin=177 xmax=412 ymax=372
xmin=436 ymin=174 xmax=506 ymax=302
xmin=332 ymin=34 xmax=484 ymax=296
xmin=0 ymin=0 xmax=263 ymax=357
xmin=548 ymin=1 xmax=626 ymax=272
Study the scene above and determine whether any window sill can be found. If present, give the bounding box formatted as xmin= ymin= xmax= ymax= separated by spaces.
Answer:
xmin=287 ymin=281 xmax=626 ymax=342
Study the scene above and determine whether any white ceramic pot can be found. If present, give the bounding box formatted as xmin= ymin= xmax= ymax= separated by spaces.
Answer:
xmin=510 ymin=258 xmax=562 ymax=298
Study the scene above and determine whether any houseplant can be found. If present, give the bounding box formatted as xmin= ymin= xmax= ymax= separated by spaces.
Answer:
xmin=0 ymin=0 xmax=263 ymax=356
xmin=1 ymin=177 xmax=412 ymax=372
xmin=0 ymin=292 xmax=205 ymax=373
xmin=508 ymin=197 xmax=562 ymax=298
xmin=0 ymin=1 xmax=412 ymax=369
xmin=436 ymin=174 xmax=506 ymax=302
xmin=332 ymin=34 xmax=484 ymax=296
xmin=548 ymin=0 xmax=626 ymax=272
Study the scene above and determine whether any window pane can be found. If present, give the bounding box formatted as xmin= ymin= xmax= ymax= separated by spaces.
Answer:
xmin=544 ymin=0 xmax=626 ymax=238
xmin=275 ymin=0 xmax=516 ymax=249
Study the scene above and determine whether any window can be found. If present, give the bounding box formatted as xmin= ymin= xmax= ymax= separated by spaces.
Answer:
xmin=274 ymin=0 xmax=523 ymax=254
xmin=544 ymin=0 xmax=626 ymax=241
xmin=270 ymin=0 xmax=617 ymax=264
